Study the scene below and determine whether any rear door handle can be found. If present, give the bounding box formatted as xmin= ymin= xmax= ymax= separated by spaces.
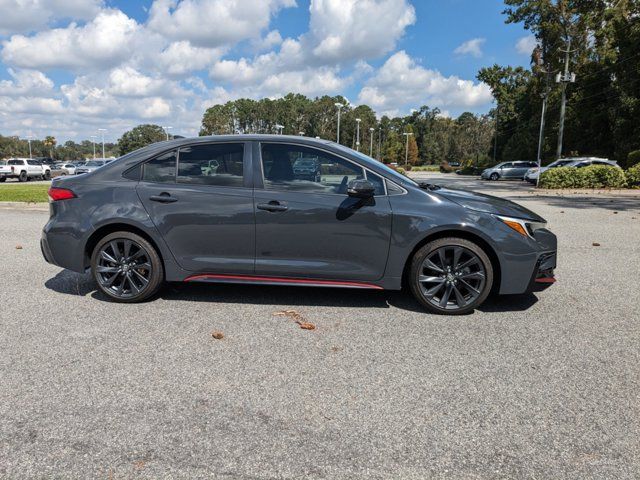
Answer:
xmin=257 ymin=201 xmax=288 ymax=212
xmin=149 ymin=193 xmax=178 ymax=203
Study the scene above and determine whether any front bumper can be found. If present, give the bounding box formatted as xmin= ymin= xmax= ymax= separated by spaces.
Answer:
xmin=527 ymin=251 xmax=557 ymax=292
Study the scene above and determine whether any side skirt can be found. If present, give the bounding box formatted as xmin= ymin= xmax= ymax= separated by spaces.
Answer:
xmin=183 ymin=273 xmax=384 ymax=290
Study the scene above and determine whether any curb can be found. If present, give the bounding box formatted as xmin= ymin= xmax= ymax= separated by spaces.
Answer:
xmin=0 ymin=201 xmax=49 ymax=211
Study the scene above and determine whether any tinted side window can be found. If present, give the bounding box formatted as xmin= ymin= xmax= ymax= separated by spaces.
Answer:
xmin=501 ymin=163 xmax=513 ymax=168
xmin=176 ymin=143 xmax=244 ymax=187
xmin=261 ymin=143 xmax=364 ymax=194
xmin=142 ymin=151 xmax=176 ymax=183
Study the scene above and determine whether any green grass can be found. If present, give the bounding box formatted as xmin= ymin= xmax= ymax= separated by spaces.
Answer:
xmin=0 ymin=183 xmax=50 ymax=202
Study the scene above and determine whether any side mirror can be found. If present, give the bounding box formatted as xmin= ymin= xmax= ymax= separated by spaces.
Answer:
xmin=347 ymin=179 xmax=375 ymax=198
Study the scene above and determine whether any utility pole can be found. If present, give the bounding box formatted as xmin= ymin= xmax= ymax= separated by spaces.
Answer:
xmin=555 ymin=38 xmax=576 ymax=160
xmin=536 ymin=91 xmax=549 ymax=187
xmin=493 ymin=103 xmax=499 ymax=163
xmin=402 ymin=132 xmax=413 ymax=167
xmin=26 ymin=135 xmax=33 ymax=159
xmin=369 ymin=127 xmax=374 ymax=156
xmin=355 ymin=118 xmax=361 ymax=151
xmin=90 ymin=135 xmax=97 ymax=159
xmin=98 ymin=128 xmax=106 ymax=159
xmin=378 ymin=128 xmax=382 ymax=161
xmin=334 ymin=102 xmax=344 ymax=143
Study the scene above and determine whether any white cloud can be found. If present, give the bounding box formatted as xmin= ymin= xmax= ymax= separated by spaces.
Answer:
xmin=0 ymin=95 xmax=64 ymax=114
xmin=0 ymin=68 xmax=54 ymax=96
xmin=516 ymin=35 xmax=537 ymax=55
xmin=156 ymin=41 xmax=224 ymax=77
xmin=358 ymin=51 xmax=493 ymax=115
xmin=1 ymin=9 xmax=139 ymax=70
xmin=147 ymin=0 xmax=296 ymax=48
xmin=251 ymin=30 xmax=283 ymax=52
xmin=0 ymin=0 xmax=102 ymax=35
xmin=308 ymin=0 xmax=416 ymax=63
xmin=454 ymin=38 xmax=485 ymax=58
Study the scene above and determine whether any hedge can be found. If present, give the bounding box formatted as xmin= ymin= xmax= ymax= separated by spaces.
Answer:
xmin=539 ymin=165 xmax=628 ymax=189
xmin=626 ymin=162 xmax=640 ymax=188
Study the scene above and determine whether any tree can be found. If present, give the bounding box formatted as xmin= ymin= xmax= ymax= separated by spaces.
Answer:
xmin=117 ymin=124 xmax=166 ymax=155
xmin=43 ymin=136 xmax=57 ymax=158
xmin=407 ymin=132 xmax=419 ymax=165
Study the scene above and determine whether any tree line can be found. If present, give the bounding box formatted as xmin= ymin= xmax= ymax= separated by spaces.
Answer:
xmin=0 ymin=134 xmax=117 ymax=160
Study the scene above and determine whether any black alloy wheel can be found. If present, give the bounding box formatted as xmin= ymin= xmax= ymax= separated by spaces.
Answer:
xmin=409 ymin=237 xmax=493 ymax=315
xmin=91 ymin=231 xmax=163 ymax=302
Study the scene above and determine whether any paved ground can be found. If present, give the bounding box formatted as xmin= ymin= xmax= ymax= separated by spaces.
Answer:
xmin=1 ymin=177 xmax=639 ymax=479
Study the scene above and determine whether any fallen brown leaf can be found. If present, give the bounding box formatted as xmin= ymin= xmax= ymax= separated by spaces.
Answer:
xmin=560 ymin=211 xmax=564 ymax=213
xmin=297 ymin=321 xmax=316 ymax=330
xmin=613 ymin=211 xmax=618 ymax=214
xmin=133 ymin=461 xmax=146 ymax=470
xmin=592 ymin=242 xmax=601 ymax=247
xmin=211 ymin=331 xmax=224 ymax=340
xmin=15 ymin=245 xmax=23 ymax=249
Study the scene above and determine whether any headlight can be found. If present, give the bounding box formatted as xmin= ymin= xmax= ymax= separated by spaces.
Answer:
xmin=495 ymin=215 xmax=547 ymax=238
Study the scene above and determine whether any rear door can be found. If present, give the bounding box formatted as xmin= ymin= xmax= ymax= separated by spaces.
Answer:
xmin=136 ymin=142 xmax=255 ymax=273
xmin=252 ymin=142 xmax=392 ymax=281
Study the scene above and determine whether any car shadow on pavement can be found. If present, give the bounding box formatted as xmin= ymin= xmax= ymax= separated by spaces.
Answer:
xmin=44 ymin=269 xmax=540 ymax=314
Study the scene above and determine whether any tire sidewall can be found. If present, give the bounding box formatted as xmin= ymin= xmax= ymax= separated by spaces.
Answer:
xmin=91 ymin=231 xmax=164 ymax=303
xmin=409 ymin=237 xmax=494 ymax=315
xmin=490 ymin=173 xmax=499 ymax=181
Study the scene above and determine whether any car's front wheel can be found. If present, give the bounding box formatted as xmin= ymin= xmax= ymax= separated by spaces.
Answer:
xmin=489 ymin=172 xmax=499 ymax=181
xmin=91 ymin=231 xmax=164 ymax=303
xmin=409 ymin=237 xmax=493 ymax=315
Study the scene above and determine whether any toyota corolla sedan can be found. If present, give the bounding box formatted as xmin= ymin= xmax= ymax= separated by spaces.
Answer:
xmin=41 ymin=135 xmax=557 ymax=315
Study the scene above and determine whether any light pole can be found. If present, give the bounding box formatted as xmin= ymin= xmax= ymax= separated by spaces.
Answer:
xmin=378 ymin=128 xmax=382 ymax=161
xmin=555 ymin=38 xmax=576 ymax=160
xmin=163 ymin=126 xmax=173 ymax=141
xmin=90 ymin=135 xmax=97 ymax=159
xmin=26 ymin=135 xmax=33 ymax=159
xmin=355 ymin=118 xmax=361 ymax=151
xmin=98 ymin=128 xmax=106 ymax=159
xmin=402 ymin=132 xmax=413 ymax=167
xmin=334 ymin=102 xmax=344 ymax=143
xmin=275 ymin=124 xmax=284 ymax=135
xmin=369 ymin=127 xmax=374 ymax=156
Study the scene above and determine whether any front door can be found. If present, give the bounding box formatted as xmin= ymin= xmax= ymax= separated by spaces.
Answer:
xmin=136 ymin=142 xmax=255 ymax=273
xmin=253 ymin=142 xmax=392 ymax=281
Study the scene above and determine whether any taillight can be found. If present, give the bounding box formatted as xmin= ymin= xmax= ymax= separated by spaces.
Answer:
xmin=48 ymin=187 xmax=76 ymax=201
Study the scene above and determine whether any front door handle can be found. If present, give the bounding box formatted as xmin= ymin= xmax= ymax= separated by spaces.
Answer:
xmin=257 ymin=201 xmax=288 ymax=212
xmin=149 ymin=193 xmax=178 ymax=203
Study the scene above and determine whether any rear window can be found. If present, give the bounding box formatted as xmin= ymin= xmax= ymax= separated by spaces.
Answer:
xmin=8 ymin=160 xmax=23 ymax=165
xmin=142 ymin=151 xmax=177 ymax=183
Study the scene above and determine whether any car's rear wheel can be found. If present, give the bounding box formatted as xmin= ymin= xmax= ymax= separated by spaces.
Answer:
xmin=91 ymin=231 xmax=164 ymax=303
xmin=0 ymin=177 xmax=5 ymax=182
xmin=490 ymin=172 xmax=499 ymax=181
xmin=44 ymin=170 xmax=51 ymax=180
xmin=409 ymin=237 xmax=493 ymax=315
xmin=19 ymin=171 xmax=27 ymax=182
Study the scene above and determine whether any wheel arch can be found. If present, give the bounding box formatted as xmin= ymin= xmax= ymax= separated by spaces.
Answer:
xmin=84 ymin=222 xmax=165 ymax=275
xmin=401 ymin=229 xmax=502 ymax=293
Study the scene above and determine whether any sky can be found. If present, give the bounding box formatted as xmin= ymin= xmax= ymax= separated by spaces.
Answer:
xmin=0 ymin=0 xmax=536 ymax=143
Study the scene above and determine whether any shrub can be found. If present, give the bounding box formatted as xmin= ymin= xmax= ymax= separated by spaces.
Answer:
xmin=539 ymin=165 xmax=627 ymax=189
xmin=439 ymin=161 xmax=454 ymax=173
xmin=411 ymin=165 xmax=440 ymax=172
xmin=395 ymin=167 xmax=407 ymax=176
xmin=627 ymin=150 xmax=640 ymax=168
xmin=626 ymin=162 xmax=640 ymax=188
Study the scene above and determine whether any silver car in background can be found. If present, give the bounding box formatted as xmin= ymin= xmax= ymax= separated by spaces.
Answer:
xmin=481 ymin=161 xmax=538 ymax=181
xmin=525 ymin=157 xmax=619 ymax=183
xmin=75 ymin=159 xmax=112 ymax=175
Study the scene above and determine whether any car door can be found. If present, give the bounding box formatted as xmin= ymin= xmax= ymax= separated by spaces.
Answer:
xmin=136 ymin=142 xmax=255 ymax=273
xmin=499 ymin=163 xmax=513 ymax=178
xmin=252 ymin=142 xmax=392 ymax=281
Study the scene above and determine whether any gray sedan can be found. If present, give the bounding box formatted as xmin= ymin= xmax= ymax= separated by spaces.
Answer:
xmin=481 ymin=161 xmax=539 ymax=180
xmin=42 ymin=135 xmax=557 ymax=315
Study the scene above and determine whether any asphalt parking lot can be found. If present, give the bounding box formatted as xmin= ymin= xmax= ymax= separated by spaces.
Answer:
xmin=1 ymin=176 xmax=639 ymax=478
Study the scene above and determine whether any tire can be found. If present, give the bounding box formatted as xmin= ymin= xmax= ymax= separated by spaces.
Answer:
xmin=91 ymin=231 xmax=164 ymax=303
xmin=18 ymin=171 xmax=27 ymax=182
xmin=0 ymin=177 xmax=5 ymax=182
xmin=409 ymin=237 xmax=494 ymax=315
xmin=44 ymin=170 xmax=51 ymax=180
xmin=489 ymin=172 xmax=499 ymax=181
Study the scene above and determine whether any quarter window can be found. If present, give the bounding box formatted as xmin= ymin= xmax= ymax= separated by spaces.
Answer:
xmin=142 ymin=151 xmax=177 ymax=183
xmin=177 ymin=143 xmax=244 ymax=187
xmin=261 ymin=143 xmax=366 ymax=194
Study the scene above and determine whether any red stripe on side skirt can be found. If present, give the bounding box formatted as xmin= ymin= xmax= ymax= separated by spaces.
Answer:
xmin=184 ymin=273 xmax=384 ymax=289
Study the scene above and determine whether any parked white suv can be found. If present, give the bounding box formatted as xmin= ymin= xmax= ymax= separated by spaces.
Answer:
xmin=0 ymin=158 xmax=51 ymax=182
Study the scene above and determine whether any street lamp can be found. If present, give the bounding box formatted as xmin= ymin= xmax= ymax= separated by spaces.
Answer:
xmin=163 ymin=126 xmax=173 ymax=141
xmin=334 ymin=102 xmax=344 ymax=143
xmin=355 ymin=118 xmax=361 ymax=151
xmin=26 ymin=135 xmax=33 ymax=159
xmin=90 ymin=135 xmax=97 ymax=159
xmin=275 ymin=124 xmax=284 ymax=135
xmin=402 ymin=132 xmax=413 ymax=167
xmin=369 ymin=128 xmax=374 ymax=156
xmin=97 ymin=128 xmax=107 ymax=159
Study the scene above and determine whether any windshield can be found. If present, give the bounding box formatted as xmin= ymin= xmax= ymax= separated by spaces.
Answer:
xmin=85 ymin=161 xmax=105 ymax=167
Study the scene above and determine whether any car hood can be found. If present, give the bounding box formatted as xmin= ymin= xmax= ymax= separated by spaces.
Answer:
xmin=432 ymin=187 xmax=546 ymax=222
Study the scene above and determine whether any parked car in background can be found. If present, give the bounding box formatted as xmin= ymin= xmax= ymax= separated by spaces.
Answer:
xmin=42 ymin=135 xmax=557 ymax=315
xmin=481 ymin=161 xmax=538 ymax=181
xmin=524 ymin=159 xmax=576 ymax=183
xmin=565 ymin=158 xmax=620 ymax=169
xmin=61 ymin=163 xmax=78 ymax=175
xmin=75 ymin=159 xmax=110 ymax=175
xmin=293 ymin=157 xmax=321 ymax=181
xmin=0 ymin=158 xmax=50 ymax=182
